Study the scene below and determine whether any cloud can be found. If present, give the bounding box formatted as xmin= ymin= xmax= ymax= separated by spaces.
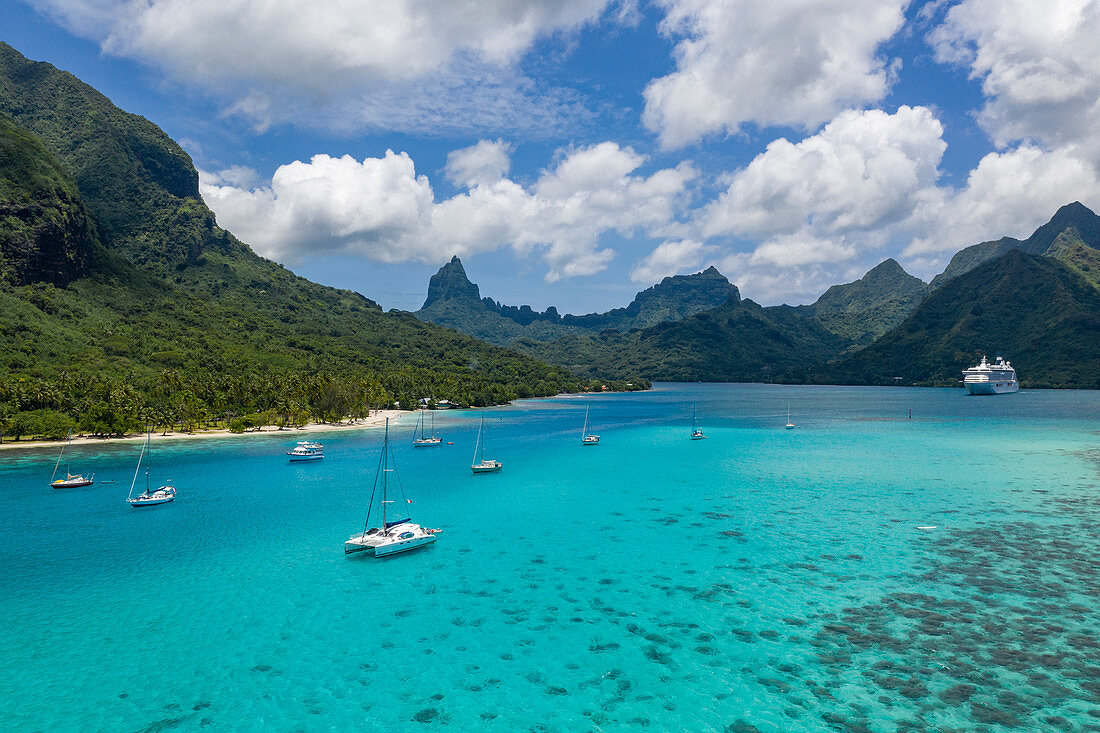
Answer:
xmin=445 ymin=140 xmax=513 ymax=188
xmin=703 ymin=106 xmax=946 ymax=246
xmin=717 ymin=252 xmax=867 ymax=305
xmin=643 ymin=0 xmax=908 ymax=148
xmin=200 ymin=151 xmax=436 ymax=264
xmin=748 ymin=232 xmax=857 ymax=268
xmin=31 ymin=0 xmax=619 ymax=134
xmin=903 ymin=144 xmax=1100 ymax=261
xmin=200 ymin=141 xmax=696 ymax=282
xmin=929 ymin=0 xmax=1100 ymax=162
xmin=631 ymin=239 xmax=713 ymax=283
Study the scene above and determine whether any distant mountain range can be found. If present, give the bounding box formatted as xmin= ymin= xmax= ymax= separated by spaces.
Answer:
xmin=418 ymin=256 xmax=739 ymax=345
xmin=415 ymin=202 xmax=1100 ymax=388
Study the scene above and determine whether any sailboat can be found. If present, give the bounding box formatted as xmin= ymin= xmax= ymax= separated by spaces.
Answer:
xmin=127 ymin=431 xmax=176 ymax=507
xmin=49 ymin=429 xmax=94 ymax=488
xmin=785 ymin=402 xmax=795 ymax=430
xmin=581 ymin=404 xmax=600 ymax=445
xmin=345 ymin=418 xmax=440 ymax=557
xmin=412 ymin=409 xmax=442 ymax=447
xmin=471 ymin=416 xmax=502 ymax=473
xmin=690 ymin=402 xmax=706 ymax=440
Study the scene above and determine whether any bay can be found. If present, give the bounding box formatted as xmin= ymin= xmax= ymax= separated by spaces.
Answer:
xmin=1 ymin=383 xmax=1099 ymax=731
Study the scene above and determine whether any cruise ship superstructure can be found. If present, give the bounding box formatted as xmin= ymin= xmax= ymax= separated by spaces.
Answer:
xmin=962 ymin=356 xmax=1019 ymax=395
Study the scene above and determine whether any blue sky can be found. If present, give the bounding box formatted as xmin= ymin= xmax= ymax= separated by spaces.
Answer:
xmin=5 ymin=0 xmax=1100 ymax=313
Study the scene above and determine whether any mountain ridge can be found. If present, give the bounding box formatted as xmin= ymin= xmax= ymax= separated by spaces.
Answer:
xmin=833 ymin=248 xmax=1100 ymax=388
xmin=932 ymin=201 xmax=1100 ymax=287
xmin=416 ymin=256 xmax=739 ymax=346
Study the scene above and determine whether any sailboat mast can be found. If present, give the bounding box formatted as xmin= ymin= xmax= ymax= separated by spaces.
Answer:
xmin=582 ymin=404 xmax=589 ymax=438
xmin=381 ymin=419 xmax=389 ymax=529
xmin=472 ymin=417 xmax=482 ymax=466
xmin=127 ymin=432 xmax=148 ymax=501
xmin=51 ymin=429 xmax=68 ymax=482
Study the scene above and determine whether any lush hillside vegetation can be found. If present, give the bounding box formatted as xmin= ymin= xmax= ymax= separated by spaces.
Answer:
xmin=832 ymin=249 xmax=1100 ymax=388
xmin=0 ymin=113 xmax=98 ymax=286
xmin=932 ymin=202 xmax=1100 ymax=286
xmin=797 ymin=258 xmax=928 ymax=346
xmin=519 ymin=296 xmax=850 ymax=382
xmin=0 ymin=44 xmax=605 ymax=441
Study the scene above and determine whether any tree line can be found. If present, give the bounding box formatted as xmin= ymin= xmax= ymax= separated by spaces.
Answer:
xmin=0 ymin=366 xmax=649 ymax=442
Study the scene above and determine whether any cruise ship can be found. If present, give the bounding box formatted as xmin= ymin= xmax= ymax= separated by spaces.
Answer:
xmin=962 ymin=356 xmax=1019 ymax=395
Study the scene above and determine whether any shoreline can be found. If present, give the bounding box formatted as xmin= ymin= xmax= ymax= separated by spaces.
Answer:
xmin=0 ymin=409 xmax=408 ymax=452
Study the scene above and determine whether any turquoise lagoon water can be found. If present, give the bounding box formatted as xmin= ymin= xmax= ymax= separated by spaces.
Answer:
xmin=2 ymin=383 xmax=1099 ymax=732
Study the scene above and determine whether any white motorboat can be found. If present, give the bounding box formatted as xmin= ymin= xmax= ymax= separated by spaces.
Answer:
xmin=581 ymin=404 xmax=600 ymax=445
xmin=963 ymin=355 xmax=1019 ymax=395
xmin=287 ymin=441 xmax=324 ymax=461
xmin=412 ymin=410 xmax=442 ymax=447
xmin=127 ymin=431 xmax=176 ymax=507
xmin=49 ymin=429 xmax=94 ymax=488
xmin=345 ymin=419 xmax=440 ymax=557
xmin=471 ymin=416 xmax=502 ymax=474
xmin=690 ymin=402 xmax=706 ymax=440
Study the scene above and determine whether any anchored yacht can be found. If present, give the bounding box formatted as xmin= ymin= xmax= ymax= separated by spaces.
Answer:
xmin=963 ymin=356 xmax=1019 ymax=395
xmin=287 ymin=441 xmax=324 ymax=461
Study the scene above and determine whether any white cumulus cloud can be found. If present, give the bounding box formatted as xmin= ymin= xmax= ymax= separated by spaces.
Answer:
xmin=643 ymin=0 xmax=909 ymax=148
xmin=445 ymin=140 xmax=513 ymax=188
xmin=929 ymin=0 xmax=1100 ymax=162
xmin=903 ymin=145 xmax=1100 ymax=262
xmin=200 ymin=141 xmax=696 ymax=282
xmin=631 ymin=239 xmax=713 ymax=283
xmin=703 ymin=106 xmax=946 ymax=250
xmin=30 ymin=0 xmax=619 ymax=134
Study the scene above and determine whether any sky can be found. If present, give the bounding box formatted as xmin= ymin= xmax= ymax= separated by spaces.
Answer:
xmin=4 ymin=0 xmax=1100 ymax=313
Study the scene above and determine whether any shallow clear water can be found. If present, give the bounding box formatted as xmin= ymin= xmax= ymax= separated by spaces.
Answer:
xmin=2 ymin=383 xmax=1099 ymax=732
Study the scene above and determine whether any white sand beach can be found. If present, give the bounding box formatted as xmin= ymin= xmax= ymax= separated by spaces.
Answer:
xmin=0 ymin=409 xmax=408 ymax=452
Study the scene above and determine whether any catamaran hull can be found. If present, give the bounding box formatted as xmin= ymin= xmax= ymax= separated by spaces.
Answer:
xmin=345 ymin=535 xmax=437 ymax=556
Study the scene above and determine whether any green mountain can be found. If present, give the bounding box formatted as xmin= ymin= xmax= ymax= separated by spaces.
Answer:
xmin=0 ymin=112 xmax=98 ymax=286
xmin=0 ymin=43 xmax=591 ymax=439
xmin=932 ymin=202 xmax=1100 ymax=287
xmin=416 ymin=256 xmax=739 ymax=347
xmin=519 ymin=295 xmax=849 ymax=382
xmin=833 ymin=249 xmax=1100 ymax=388
xmin=798 ymin=258 xmax=928 ymax=345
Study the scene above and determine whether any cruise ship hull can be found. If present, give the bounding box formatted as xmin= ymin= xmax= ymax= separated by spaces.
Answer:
xmin=965 ymin=381 xmax=1019 ymax=395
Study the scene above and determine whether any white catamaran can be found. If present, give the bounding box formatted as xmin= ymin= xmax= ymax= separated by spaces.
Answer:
xmin=581 ymin=404 xmax=600 ymax=445
xmin=50 ymin=429 xmax=94 ymax=488
xmin=345 ymin=419 xmax=440 ymax=557
xmin=690 ymin=402 xmax=706 ymax=440
xmin=412 ymin=410 xmax=442 ymax=447
xmin=471 ymin=416 xmax=502 ymax=474
xmin=127 ymin=431 xmax=176 ymax=507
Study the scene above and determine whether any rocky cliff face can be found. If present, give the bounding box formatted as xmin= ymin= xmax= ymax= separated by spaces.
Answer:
xmin=0 ymin=114 xmax=98 ymax=285
xmin=421 ymin=255 xmax=481 ymax=308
